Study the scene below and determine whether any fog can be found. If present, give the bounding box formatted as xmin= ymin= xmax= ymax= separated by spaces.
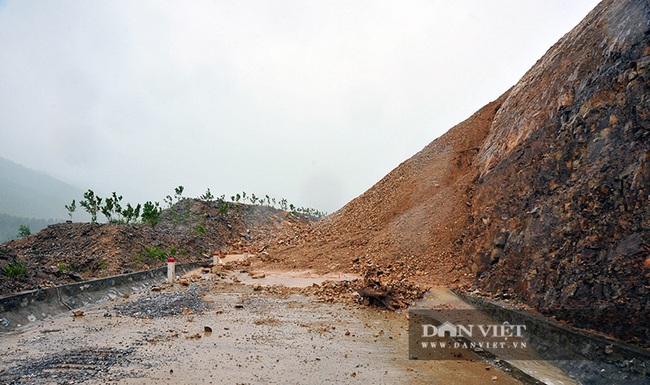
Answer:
xmin=0 ymin=1 xmax=599 ymax=213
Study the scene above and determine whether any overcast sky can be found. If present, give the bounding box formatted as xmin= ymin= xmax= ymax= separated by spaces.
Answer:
xmin=0 ymin=0 xmax=600 ymax=214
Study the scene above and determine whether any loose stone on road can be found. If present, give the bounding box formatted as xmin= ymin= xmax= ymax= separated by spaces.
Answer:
xmin=0 ymin=277 xmax=521 ymax=384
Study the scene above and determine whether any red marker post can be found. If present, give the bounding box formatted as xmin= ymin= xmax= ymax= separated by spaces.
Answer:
xmin=213 ymin=251 xmax=222 ymax=266
xmin=212 ymin=251 xmax=222 ymax=273
xmin=167 ymin=257 xmax=176 ymax=283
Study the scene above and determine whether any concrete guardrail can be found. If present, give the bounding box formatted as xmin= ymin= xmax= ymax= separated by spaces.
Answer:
xmin=0 ymin=262 xmax=199 ymax=332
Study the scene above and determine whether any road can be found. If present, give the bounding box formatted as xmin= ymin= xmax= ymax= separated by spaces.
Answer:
xmin=0 ymin=272 xmax=524 ymax=384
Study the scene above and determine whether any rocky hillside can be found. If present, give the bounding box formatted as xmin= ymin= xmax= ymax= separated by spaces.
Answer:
xmin=0 ymin=199 xmax=315 ymax=295
xmin=267 ymin=0 xmax=649 ymax=346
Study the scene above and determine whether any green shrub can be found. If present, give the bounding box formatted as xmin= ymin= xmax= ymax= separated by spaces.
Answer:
xmin=141 ymin=201 xmax=162 ymax=227
xmin=199 ymin=188 xmax=214 ymax=201
xmin=133 ymin=246 xmax=179 ymax=267
xmin=65 ymin=199 xmax=76 ymax=221
xmin=57 ymin=262 xmax=72 ymax=272
xmin=79 ymin=189 xmax=102 ymax=223
xmin=3 ymin=260 xmax=26 ymax=278
xmin=143 ymin=246 xmax=167 ymax=261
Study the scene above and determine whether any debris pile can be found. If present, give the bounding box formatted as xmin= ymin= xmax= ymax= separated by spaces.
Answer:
xmin=356 ymin=268 xmax=427 ymax=310
xmin=299 ymin=275 xmax=426 ymax=310
xmin=113 ymin=286 xmax=209 ymax=319
xmin=0 ymin=347 xmax=138 ymax=384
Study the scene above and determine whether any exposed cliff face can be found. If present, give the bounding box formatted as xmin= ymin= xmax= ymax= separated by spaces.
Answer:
xmin=463 ymin=0 xmax=649 ymax=344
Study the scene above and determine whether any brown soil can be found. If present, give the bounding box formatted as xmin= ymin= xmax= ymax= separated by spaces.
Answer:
xmin=262 ymin=93 xmax=509 ymax=291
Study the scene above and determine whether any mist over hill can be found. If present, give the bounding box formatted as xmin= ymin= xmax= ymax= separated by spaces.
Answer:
xmin=0 ymin=157 xmax=85 ymax=241
xmin=0 ymin=213 xmax=57 ymax=243
xmin=0 ymin=157 xmax=82 ymax=220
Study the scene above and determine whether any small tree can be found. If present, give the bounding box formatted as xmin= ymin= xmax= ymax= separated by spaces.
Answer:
xmin=174 ymin=185 xmax=184 ymax=201
xmin=99 ymin=192 xmax=124 ymax=222
xmin=79 ymin=189 xmax=102 ymax=223
xmin=17 ymin=225 xmax=31 ymax=238
xmin=101 ymin=196 xmax=115 ymax=222
xmin=122 ymin=203 xmax=141 ymax=224
xmin=111 ymin=192 xmax=123 ymax=220
xmin=164 ymin=194 xmax=174 ymax=208
xmin=199 ymin=188 xmax=214 ymax=201
xmin=141 ymin=201 xmax=162 ymax=228
xmin=65 ymin=199 xmax=76 ymax=221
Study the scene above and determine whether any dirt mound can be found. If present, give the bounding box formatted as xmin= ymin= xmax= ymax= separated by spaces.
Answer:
xmin=264 ymin=92 xmax=509 ymax=290
xmin=0 ymin=199 xmax=315 ymax=295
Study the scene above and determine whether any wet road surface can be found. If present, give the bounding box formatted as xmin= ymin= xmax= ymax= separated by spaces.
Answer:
xmin=0 ymin=277 xmax=524 ymax=384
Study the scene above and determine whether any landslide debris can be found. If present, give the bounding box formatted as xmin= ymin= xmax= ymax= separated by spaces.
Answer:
xmin=264 ymin=0 xmax=649 ymax=346
xmin=113 ymin=286 xmax=209 ymax=319
xmin=264 ymin=93 xmax=509 ymax=290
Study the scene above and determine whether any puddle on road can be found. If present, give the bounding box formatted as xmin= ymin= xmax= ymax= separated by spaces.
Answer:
xmin=219 ymin=253 xmax=250 ymax=264
xmin=231 ymin=270 xmax=360 ymax=287
xmin=213 ymin=254 xmax=360 ymax=288
xmin=211 ymin=254 xmax=361 ymax=288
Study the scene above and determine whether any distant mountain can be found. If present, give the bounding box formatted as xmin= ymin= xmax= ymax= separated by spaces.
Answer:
xmin=0 ymin=157 xmax=82 ymax=219
xmin=0 ymin=213 xmax=57 ymax=243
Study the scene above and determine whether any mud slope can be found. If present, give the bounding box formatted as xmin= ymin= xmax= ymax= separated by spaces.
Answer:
xmin=270 ymin=0 xmax=649 ymax=345
xmin=267 ymin=91 xmax=509 ymax=288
